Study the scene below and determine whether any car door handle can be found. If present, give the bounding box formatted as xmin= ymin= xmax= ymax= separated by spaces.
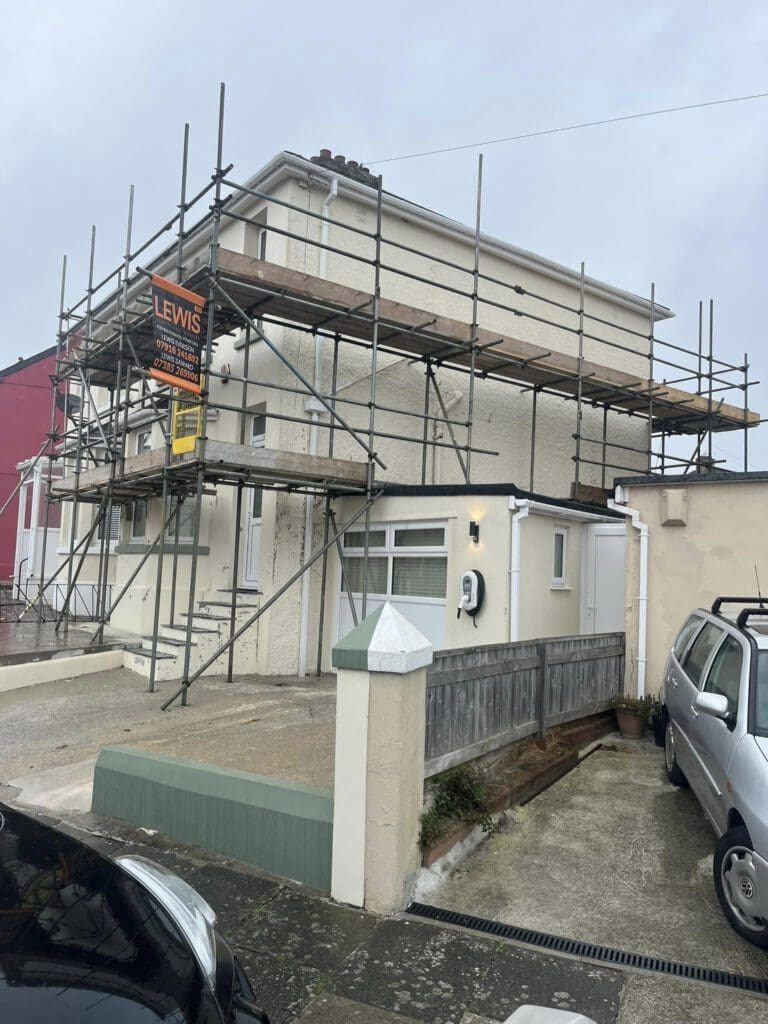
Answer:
xmin=690 ymin=703 xmax=699 ymax=718
xmin=669 ymin=676 xmax=678 ymax=688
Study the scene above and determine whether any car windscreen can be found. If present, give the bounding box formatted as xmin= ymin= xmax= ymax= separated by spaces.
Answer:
xmin=0 ymin=805 xmax=220 ymax=1024
xmin=756 ymin=652 xmax=768 ymax=734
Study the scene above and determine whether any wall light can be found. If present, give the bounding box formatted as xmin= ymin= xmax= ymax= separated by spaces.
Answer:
xmin=469 ymin=520 xmax=480 ymax=544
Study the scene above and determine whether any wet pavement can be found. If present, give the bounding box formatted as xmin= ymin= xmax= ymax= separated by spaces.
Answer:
xmin=13 ymin=806 xmax=766 ymax=1024
xmin=0 ymin=620 xmax=123 ymax=664
xmin=34 ymin=809 xmax=622 ymax=1024
xmin=425 ymin=737 xmax=768 ymax=997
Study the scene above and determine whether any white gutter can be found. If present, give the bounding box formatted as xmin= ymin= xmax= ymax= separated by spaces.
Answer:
xmin=608 ymin=487 xmax=648 ymax=698
xmin=297 ymin=174 xmax=338 ymax=678
xmin=508 ymin=499 xmax=531 ymax=642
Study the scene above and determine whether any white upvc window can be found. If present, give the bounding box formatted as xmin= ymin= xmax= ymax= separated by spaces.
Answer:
xmin=552 ymin=526 xmax=568 ymax=588
xmin=130 ymin=431 xmax=152 ymax=542
xmin=166 ymin=496 xmax=196 ymax=543
xmin=341 ymin=522 xmax=448 ymax=602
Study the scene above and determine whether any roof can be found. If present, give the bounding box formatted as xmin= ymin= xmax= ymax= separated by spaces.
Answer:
xmin=258 ymin=151 xmax=674 ymax=323
xmin=615 ymin=470 xmax=768 ymax=488
xmin=74 ymin=148 xmax=674 ymax=353
xmin=378 ymin=481 xmax=624 ymax=518
xmin=0 ymin=344 xmax=57 ymax=381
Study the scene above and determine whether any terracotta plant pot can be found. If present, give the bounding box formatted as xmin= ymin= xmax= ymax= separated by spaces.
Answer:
xmin=616 ymin=708 xmax=646 ymax=739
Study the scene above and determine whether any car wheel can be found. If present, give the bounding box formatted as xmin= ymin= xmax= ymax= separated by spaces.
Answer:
xmin=664 ymin=720 xmax=688 ymax=787
xmin=714 ymin=827 xmax=768 ymax=948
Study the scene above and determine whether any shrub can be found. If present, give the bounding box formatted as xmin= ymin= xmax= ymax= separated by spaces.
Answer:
xmin=611 ymin=693 xmax=656 ymax=717
xmin=419 ymin=763 xmax=494 ymax=850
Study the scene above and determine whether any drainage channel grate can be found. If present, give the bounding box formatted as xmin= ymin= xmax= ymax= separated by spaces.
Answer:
xmin=407 ymin=902 xmax=768 ymax=994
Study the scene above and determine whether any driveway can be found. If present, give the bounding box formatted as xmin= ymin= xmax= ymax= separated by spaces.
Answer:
xmin=426 ymin=738 xmax=768 ymax=981
xmin=0 ymin=667 xmax=336 ymax=813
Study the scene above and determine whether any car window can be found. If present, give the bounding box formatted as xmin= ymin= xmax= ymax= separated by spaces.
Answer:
xmin=703 ymin=635 xmax=742 ymax=716
xmin=756 ymin=653 xmax=768 ymax=734
xmin=683 ymin=622 xmax=724 ymax=687
xmin=673 ymin=615 xmax=703 ymax=660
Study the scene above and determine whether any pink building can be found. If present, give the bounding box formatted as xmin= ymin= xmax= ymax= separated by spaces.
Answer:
xmin=0 ymin=347 xmax=61 ymax=583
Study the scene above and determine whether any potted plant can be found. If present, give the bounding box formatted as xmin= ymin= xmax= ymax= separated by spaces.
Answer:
xmin=612 ymin=693 xmax=654 ymax=739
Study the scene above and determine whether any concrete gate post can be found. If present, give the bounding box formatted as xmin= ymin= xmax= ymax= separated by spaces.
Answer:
xmin=330 ymin=602 xmax=433 ymax=914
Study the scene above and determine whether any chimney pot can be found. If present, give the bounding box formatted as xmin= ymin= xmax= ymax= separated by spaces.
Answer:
xmin=319 ymin=148 xmax=331 ymax=159
xmin=333 ymin=154 xmax=346 ymax=167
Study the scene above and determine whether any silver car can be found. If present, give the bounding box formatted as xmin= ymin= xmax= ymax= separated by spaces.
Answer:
xmin=661 ymin=596 xmax=768 ymax=947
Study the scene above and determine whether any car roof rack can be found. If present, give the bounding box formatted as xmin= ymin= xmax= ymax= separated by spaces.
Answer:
xmin=736 ymin=608 xmax=768 ymax=630
xmin=711 ymin=596 xmax=767 ymax=616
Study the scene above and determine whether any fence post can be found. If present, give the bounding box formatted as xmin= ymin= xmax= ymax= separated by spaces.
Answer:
xmin=330 ymin=602 xmax=433 ymax=914
xmin=536 ymin=639 xmax=548 ymax=738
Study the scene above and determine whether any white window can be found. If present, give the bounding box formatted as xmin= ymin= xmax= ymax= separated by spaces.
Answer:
xmin=166 ymin=497 xmax=196 ymax=542
xmin=131 ymin=500 xmax=147 ymax=542
xmin=130 ymin=432 xmax=152 ymax=541
xmin=244 ymin=220 xmax=267 ymax=260
xmin=98 ymin=506 xmax=121 ymax=543
xmin=552 ymin=526 xmax=568 ymax=588
xmin=341 ymin=522 xmax=447 ymax=602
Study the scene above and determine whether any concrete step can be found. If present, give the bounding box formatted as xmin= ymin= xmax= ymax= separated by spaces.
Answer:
xmin=180 ymin=611 xmax=230 ymax=622
xmin=162 ymin=622 xmax=219 ymax=635
xmin=143 ymin=634 xmax=198 ymax=648
xmin=129 ymin=647 xmax=176 ymax=662
xmin=123 ymin=647 xmax=180 ymax=682
xmin=140 ymin=636 xmax=194 ymax=657
xmin=215 ymin=587 xmax=262 ymax=596
xmin=199 ymin=600 xmax=261 ymax=610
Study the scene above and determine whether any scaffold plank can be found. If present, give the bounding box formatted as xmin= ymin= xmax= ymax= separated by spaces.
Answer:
xmin=211 ymin=248 xmax=758 ymax=434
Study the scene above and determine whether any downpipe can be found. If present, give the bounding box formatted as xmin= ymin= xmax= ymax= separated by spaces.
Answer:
xmin=608 ymin=487 xmax=648 ymax=698
xmin=507 ymin=498 xmax=530 ymax=642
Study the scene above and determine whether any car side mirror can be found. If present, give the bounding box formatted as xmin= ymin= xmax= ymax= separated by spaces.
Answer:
xmin=695 ymin=691 xmax=730 ymax=720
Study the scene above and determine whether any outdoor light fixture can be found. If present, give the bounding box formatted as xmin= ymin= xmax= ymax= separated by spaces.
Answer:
xmin=469 ymin=520 xmax=480 ymax=544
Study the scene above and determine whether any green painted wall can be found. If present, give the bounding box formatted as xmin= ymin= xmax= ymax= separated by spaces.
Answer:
xmin=92 ymin=745 xmax=333 ymax=892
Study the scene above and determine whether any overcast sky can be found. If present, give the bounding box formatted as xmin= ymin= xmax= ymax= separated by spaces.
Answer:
xmin=2 ymin=1 xmax=766 ymax=469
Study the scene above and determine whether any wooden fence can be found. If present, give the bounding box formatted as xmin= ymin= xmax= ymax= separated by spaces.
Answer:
xmin=424 ymin=632 xmax=624 ymax=777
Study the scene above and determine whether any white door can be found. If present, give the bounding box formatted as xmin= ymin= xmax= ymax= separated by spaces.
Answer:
xmin=582 ymin=523 xmax=626 ymax=634
xmin=242 ymin=413 xmax=265 ymax=588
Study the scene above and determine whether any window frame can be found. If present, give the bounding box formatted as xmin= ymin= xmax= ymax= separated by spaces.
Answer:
xmin=702 ymin=631 xmax=744 ymax=719
xmin=672 ymin=614 xmax=704 ymax=663
xmin=340 ymin=521 xmax=448 ymax=605
xmin=682 ymin=621 xmax=725 ymax=689
xmin=551 ymin=526 xmax=568 ymax=589
xmin=166 ymin=496 xmax=196 ymax=543
xmin=136 ymin=429 xmax=152 ymax=455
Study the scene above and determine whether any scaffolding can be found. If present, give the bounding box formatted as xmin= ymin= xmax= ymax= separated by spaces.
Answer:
xmin=10 ymin=84 xmax=760 ymax=708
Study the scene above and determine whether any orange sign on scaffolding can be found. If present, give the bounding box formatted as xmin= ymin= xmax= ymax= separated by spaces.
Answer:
xmin=149 ymin=275 xmax=205 ymax=395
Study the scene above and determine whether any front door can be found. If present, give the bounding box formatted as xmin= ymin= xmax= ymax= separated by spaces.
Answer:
xmin=242 ymin=413 xmax=265 ymax=589
xmin=582 ymin=524 xmax=626 ymax=633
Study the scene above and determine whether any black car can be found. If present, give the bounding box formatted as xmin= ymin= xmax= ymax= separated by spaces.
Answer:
xmin=0 ymin=802 xmax=269 ymax=1022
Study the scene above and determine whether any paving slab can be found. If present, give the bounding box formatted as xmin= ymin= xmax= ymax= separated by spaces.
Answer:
xmin=294 ymin=992 xmax=426 ymax=1022
xmin=227 ymin=885 xmax=378 ymax=972
xmin=617 ymin=974 xmax=768 ymax=1024
xmin=427 ymin=740 xmax=767 ymax=978
xmin=328 ymin=917 xmax=621 ymax=1024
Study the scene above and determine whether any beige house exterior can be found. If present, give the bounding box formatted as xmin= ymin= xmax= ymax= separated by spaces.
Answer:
xmin=52 ymin=150 xmax=669 ymax=677
xmin=615 ymin=472 xmax=768 ymax=697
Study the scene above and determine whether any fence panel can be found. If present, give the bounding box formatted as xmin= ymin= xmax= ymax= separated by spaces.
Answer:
xmin=425 ymin=632 xmax=624 ymax=776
